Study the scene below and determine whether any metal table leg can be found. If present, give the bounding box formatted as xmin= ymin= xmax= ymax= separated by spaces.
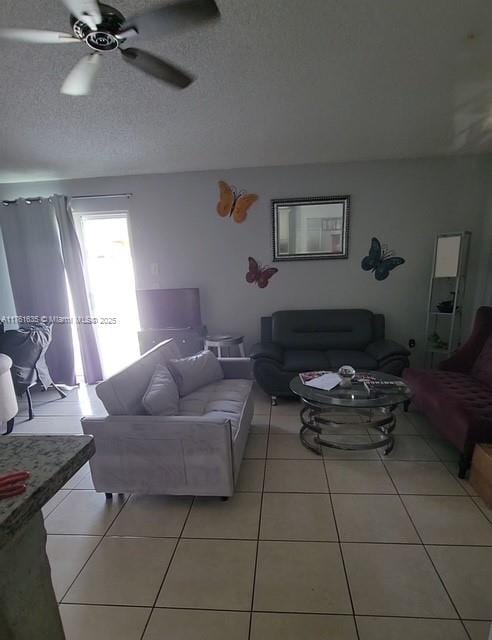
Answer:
xmin=299 ymin=405 xmax=395 ymax=455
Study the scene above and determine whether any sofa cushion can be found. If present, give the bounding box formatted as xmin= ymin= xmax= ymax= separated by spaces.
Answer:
xmin=96 ymin=339 xmax=181 ymax=415
xmin=178 ymin=379 xmax=253 ymax=430
xmin=471 ymin=334 xmax=492 ymax=390
xmin=272 ymin=309 xmax=374 ymax=350
xmin=142 ymin=364 xmax=179 ymax=416
xmin=169 ymin=350 xmax=224 ymax=397
xmin=326 ymin=350 xmax=378 ymax=371
xmin=283 ymin=350 xmax=331 ymax=372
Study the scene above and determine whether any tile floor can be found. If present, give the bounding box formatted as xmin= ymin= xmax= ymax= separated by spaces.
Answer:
xmin=9 ymin=385 xmax=492 ymax=639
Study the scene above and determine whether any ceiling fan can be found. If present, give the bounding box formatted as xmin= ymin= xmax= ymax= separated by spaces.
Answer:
xmin=0 ymin=0 xmax=220 ymax=95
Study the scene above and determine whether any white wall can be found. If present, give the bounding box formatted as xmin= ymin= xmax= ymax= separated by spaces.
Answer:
xmin=474 ymin=157 xmax=492 ymax=309
xmin=0 ymin=155 xmax=489 ymax=364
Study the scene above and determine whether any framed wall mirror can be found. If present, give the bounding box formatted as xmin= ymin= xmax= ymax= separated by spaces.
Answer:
xmin=272 ymin=195 xmax=350 ymax=261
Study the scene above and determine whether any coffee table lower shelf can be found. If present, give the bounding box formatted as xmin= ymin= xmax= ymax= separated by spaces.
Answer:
xmin=299 ymin=405 xmax=395 ymax=456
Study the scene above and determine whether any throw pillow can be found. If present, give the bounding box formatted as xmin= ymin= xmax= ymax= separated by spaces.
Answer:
xmin=169 ymin=350 xmax=224 ymax=396
xmin=142 ymin=364 xmax=179 ymax=416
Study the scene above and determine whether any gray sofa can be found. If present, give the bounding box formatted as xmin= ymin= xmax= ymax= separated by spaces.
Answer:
xmin=250 ymin=309 xmax=410 ymax=400
xmin=81 ymin=340 xmax=254 ymax=497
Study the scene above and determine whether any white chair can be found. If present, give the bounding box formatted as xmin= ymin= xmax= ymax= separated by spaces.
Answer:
xmin=0 ymin=354 xmax=18 ymax=435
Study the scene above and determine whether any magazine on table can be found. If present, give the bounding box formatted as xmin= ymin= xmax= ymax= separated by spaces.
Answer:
xmin=354 ymin=373 xmax=407 ymax=387
xmin=299 ymin=371 xmax=342 ymax=391
xmin=299 ymin=370 xmax=406 ymax=393
xmin=299 ymin=371 xmax=331 ymax=383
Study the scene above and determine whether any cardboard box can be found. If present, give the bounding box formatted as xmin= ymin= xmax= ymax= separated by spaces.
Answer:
xmin=470 ymin=444 xmax=492 ymax=508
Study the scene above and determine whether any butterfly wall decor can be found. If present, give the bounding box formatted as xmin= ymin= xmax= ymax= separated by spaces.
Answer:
xmin=217 ymin=181 xmax=258 ymax=224
xmin=245 ymin=257 xmax=278 ymax=288
xmin=361 ymin=237 xmax=405 ymax=281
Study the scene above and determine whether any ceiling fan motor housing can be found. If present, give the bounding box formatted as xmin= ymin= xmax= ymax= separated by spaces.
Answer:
xmin=71 ymin=3 xmax=125 ymax=51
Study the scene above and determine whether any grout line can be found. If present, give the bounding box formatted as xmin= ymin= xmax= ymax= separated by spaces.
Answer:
xmin=42 ymin=487 xmax=73 ymax=517
xmin=473 ymin=498 xmax=492 ymax=524
xmin=247 ymin=400 xmax=270 ymax=640
xmin=60 ymin=602 xmax=152 ymax=610
xmin=247 ymin=455 xmax=455 ymax=462
xmin=138 ymin=496 xmax=195 ymax=640
xmin=386 ymin=466 xmax=469 ymax=634
xmin=47 ymin=532 xmax=101 ymax=538
xmin=249 ymin=488 xmax=475 ymax=496
xmin=57 ymin=493 xmax=131 ymax=604
xmin=57 ymin=601 xmax=491 ymax=624
xmin=45 ymin=532 xmax=492 ymax=547
xmin=321 ymin=447 xmax=360 ymax=640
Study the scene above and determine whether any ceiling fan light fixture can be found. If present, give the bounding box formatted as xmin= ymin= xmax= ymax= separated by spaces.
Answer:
xmin=62 ymin=0 xmax=103 ymax=30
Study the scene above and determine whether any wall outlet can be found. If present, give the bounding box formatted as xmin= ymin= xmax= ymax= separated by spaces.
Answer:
xmin=408 ymin=339 xmax=416 ymax=349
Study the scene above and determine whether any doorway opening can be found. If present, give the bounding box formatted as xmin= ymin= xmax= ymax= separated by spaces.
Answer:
xmin=73 ymin=211 xmax=140 ymax=379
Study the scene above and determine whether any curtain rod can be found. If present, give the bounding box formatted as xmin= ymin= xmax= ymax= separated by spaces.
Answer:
xmin=71 ymin=193 xmax=132 ymax=200
xmin=2 ymin=193 xmax=132 ymax=205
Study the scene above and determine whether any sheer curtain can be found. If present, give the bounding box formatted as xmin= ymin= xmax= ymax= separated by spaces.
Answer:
xmin=0 ymin=198 xmax=75 ymax=384
xmin=0 ymin=196 xmax=103 ymax=385
xmin=52 ymin=195 xmax=103 ymax=384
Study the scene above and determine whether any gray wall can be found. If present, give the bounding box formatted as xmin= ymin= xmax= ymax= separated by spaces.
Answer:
xmin=0 ymin=227 xmax=16 ymax=320
xmin=0 ymin=155 xmax=489 ymax=364
xmin=474 ymin=157 xmax=492 ymax=309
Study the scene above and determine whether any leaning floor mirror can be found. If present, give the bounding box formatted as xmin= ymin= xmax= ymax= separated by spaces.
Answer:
xmin=272 ymin=195 xmax=350 ymax=261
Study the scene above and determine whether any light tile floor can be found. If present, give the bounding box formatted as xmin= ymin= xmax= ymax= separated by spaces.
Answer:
xmin=8 ymin=385 xmax=492 ymax=639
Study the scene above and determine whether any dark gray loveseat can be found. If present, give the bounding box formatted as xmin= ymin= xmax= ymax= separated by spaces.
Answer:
xmin=250 ymin=309 xmax=410 ymax=400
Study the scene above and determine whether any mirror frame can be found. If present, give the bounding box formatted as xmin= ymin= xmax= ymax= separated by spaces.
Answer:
xmin=271 ymin=195 xmax=351 ymax=262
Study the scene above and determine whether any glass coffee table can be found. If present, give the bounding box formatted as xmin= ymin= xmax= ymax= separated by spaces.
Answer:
xmin=290 ymin=372 xmax=412 ymax=456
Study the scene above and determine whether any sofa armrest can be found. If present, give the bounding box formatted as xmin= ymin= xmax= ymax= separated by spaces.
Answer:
xmin=218 ymin=357 xmax=253 ymax=379
xmin=81 ymin=414 xmax=236 ymax=496
xmin=249 ymin=342 xmax=284 ymax=363
xmin=365 ymin=339 xmax=410 ymax=363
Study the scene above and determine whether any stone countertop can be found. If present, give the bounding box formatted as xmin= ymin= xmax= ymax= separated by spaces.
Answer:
xmin=0 ymin=435 xmax=95 ymax=550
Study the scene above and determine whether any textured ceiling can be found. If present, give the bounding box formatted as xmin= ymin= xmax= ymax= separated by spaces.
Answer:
xmin=0 ymin=0 xmax=491 ymax=182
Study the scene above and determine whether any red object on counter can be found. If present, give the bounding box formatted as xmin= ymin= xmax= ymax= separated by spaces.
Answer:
xmin=0 ymin=471 xmax=30 ymax=499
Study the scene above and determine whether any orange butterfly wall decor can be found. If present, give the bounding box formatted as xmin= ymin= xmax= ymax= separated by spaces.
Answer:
xmin=246 ymin=257 xmax=278 ymax=289
xmin=217 ymin=180 xmax=258 ymax=223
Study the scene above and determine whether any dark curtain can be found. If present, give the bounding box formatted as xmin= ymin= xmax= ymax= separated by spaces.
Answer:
xmin=0 ymin=198 xmax=75 ymax=384
xmin=52 ymin=195 xmax=103 ymax=384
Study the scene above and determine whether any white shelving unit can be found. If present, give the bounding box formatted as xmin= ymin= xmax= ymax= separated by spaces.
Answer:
xmin=424 ymin=231 xmax=471 ymax=368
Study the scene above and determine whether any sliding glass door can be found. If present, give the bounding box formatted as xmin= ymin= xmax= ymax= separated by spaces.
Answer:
xmin=73 ymin=210 xmax=140 ymax=378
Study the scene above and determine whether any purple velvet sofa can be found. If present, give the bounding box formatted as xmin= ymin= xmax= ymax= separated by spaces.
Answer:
xmin=403 ymin=306 xmax=492 ymax=478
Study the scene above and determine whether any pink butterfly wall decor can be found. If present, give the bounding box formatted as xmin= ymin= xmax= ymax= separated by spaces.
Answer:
xmin=245 ymin=257 xmax=278 ymax=288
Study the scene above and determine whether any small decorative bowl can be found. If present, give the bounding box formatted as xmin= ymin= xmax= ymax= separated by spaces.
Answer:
xmin=338 ymin=365 xmax=356 ymax=388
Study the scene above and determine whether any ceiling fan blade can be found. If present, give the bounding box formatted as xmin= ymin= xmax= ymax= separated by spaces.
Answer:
xmin=60 ymin=0 xmax=102 ymax=30
xmin=120 ymin=48 xmax=194 ymax=89
xmin=61 ymin=53 xmax=101 ymax=96
xmin=120 ymin=0 xmax=219 ymax=40
xmin=0 ymin=28 xmax=80 ymax=44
